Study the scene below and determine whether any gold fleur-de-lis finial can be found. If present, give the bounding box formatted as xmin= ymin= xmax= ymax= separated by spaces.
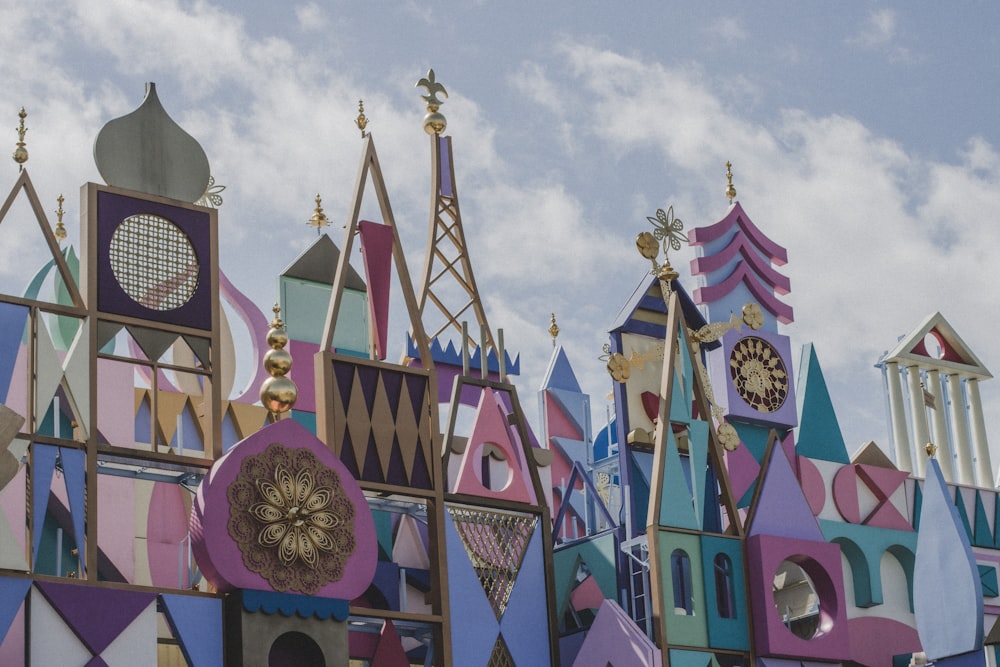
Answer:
xmin=548 ymin=313 xmax=560 ymax=341
xmin=306 ymin=194 xmax=330 ymax=235
xmin=13 ymin=107 xmax=28 ymax=169
xmin=355 ymin=99 xmax=368 ymax=137
xmin=416 ymin=69 xmax=448 ymax=135
xmin=725 ymin=161 xmax=736 ymax=203
xmin=54 ymin=194 xmax=67 ymax=243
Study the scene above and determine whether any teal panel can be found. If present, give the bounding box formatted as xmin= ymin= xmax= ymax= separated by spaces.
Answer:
xmin=372 ymin=510 xmax=393 ymax=561
xmin=820 ymin=519 xmax=917 ymax=612
xmin=631 ymin=451 xmax=652 ymax=530
xmin=979 ymin=564 xmax=998 ymax=598
xmin=290 ymin=410 xmax=316 ymax=436
xmin=794 ymin=343 xmax=849 ymax=463
xmin=552 ymin=532 xmax=618 ymax=617
xmin=912 ymin=481 xmax=922 ymax=530
xmin=687 ymin=421 xmax=709 ymax=530
xmin=657 ymin=530 xmax=708 ymax=648
xmin=659 ymin=429 xmax=699 ymax=530
xmin=974 ymin=491 xmax=994 ymax=548
xmin=732 ymin=422 xmax=770 ymax=463
xmin=700 ymin=535 xmax=749 ymax=651
xmin=669 ymin=328 xmax=695 ymax=423
xmin=954 ymin=488 xmax=974 ymax=542
xmin=668 ymin=648 xmax=716 ymax=667
xmin=280 ymin=277 xmax=368 ymax=352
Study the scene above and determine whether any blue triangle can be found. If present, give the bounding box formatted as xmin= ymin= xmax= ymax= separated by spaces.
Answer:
xmin=748 ymin=441 xmax=824 ymax=541
xmin=795 ymin=344 xmax=849 ymax=463
xmin=161 ymin=594 xmax=223 ymax=667
xmin=0 ymin=578 xmax=30 ymax=645
xmin=542 ymin=346 xmax=581 ymax=392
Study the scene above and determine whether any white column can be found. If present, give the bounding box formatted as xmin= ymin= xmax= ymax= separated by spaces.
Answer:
xmin=906 ymin=365 xmax=931 ymax=478
xmin=886 ymin=362 xmax=913 ymax=473
xmin=966 ymin=379 xmax=993 ymax=487
xmin=927 ymin=369 xmax=954 ymax=482
xmin=946 ymin=374 xmax=974 ymax=485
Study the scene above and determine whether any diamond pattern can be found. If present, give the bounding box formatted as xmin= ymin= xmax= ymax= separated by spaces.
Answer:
xmin=487 ymin=634 xmax=515 ymax=667
xmin=448 ymin=506 xmax=537 ymax=620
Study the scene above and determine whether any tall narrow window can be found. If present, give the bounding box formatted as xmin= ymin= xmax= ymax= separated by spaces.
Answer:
xmin=671 ymin=549 xmax=693 ymax=615
xmin=714 ymin=553 xmax=736 ymax=618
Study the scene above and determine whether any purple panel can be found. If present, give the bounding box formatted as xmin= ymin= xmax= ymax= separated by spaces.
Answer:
xmin=501 ymin=526 xmax=552 ymax=666
xmin=371 ymin=561 xmax=401 ymax=611
xmin=96 ymin=191 xmax=212 ymax=330
xmin=219 ymin=270 xmax=269 ymax=403
xmin=444 ymin=509 xmax=498 ymax=664
xmin=404 ymin=373 xmax=427 ymax=423
xmin=0 ymin=303 xmax=28 ymax=404
xmin=722 ymin=329 xmax=798 ymax=428
xmin=385 ymin=439 xmax=408 ymax=487
xmin=356 ymin=364 xmax=378 ymax=412
xmin=333 ymin=360 xmax=356 ymax=412
xmin=362 ymin=434 xmax=385 ymax=483
xmin=35 ymin=580 xmax=155 ymax=655
xmin=409 ymin=444 xmax=432 ymax=489
xmin=60 ymin=447 xmax=87 ymax=575
xmin=339 ymin=433 xmax=361 ymax=479
xmin=358 ymin=221 xmax=394 ymax=360
xmin=691 ymin=232 xmax=791 ymax=293
xmin=438 ymin=136 xmax=453 ymax=198
xmin=160 ymin=594 xmax=223 ymax=667
xmin=748 ymin=439 xmax=823 ymax=541
xmin=380 ymin=369 xmax=403 ymax=415
xmin=84 ymin=656 xmax=109 ymax=667
xmin=688 ymin=202 xmax=788 ymax=264
xmin=31 ymin=445 xmax=58 ymax=568
xmin=694 ymin=263 xmax=794 ymax=324
xmin=0 ymin=578 xmax=30 ymax=644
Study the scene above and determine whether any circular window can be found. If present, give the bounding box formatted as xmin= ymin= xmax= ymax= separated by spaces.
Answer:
xmin=729 ymin=336 xmax=789 ymax=413
xmin=108 ymin=213 xmax=199 ymax=310
xmin=923 ymin=331 xmax=945 ymax=360
xmin=773 ymin=560 xmax=820 ymax=639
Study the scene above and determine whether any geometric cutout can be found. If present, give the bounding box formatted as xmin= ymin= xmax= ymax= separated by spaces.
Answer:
xmin=979 ymin=565 xmax=999 ymax=598
xmin=34 ymin=581 xmax=156 ymax=655
xmin=160 ymin=594 xmax=224 ymax=667
xmin=370 ymin=619 xmax=409 ymax=667
xmin=446 ymin=506 xmax=536 ymax=621
xmin=30 ymin=586 xmax=92 ymax=666
xmin=487 ymin=634 xmax=515 ymax=667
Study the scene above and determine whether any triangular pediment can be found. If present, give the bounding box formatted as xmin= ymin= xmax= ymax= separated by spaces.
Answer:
xmin=883 ymin=312 xmax=991 ymax=378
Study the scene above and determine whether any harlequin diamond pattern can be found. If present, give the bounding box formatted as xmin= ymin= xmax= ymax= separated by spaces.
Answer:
xmin=329 ymin=360 xmax=433 ymax=489
xmin=487 ymin=634 xmax=516 ymax=667
xmin=447 ymin=506 xmax=537 ymax=620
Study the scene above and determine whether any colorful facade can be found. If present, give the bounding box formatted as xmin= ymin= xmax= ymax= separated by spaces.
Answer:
xmin=0 ymin=74 xmax=996 ymax=666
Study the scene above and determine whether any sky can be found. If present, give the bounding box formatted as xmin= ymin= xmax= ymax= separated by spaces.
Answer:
xmin=1 ymin=1 xmax=999 ymax=465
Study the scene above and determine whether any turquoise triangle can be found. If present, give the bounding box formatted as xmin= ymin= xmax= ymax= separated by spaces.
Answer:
xmin=795 ymin=344 xmax=849 ymax=463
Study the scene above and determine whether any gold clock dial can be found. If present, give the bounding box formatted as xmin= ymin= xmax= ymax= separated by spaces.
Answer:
xmin=729 ymin=336 xmax=788 ymax=413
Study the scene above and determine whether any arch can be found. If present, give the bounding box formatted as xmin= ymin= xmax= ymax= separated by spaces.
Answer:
xmin=671 ymin=548 xmax=694 ymax=615
xmin=268 ymin=631 xmax=325 ymax=667
xmin=885 ymin=543 xmax=916 ymax=612
xmin=831 ymin=536 xmax=875 ymax=607
xmin=714 ymin=552 xmax=736 ymax=618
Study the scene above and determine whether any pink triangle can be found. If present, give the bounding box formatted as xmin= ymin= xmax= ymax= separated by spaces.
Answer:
xmin=544 ymin=393 xmax=582 ymax=440
xmin=748 ymin=441 xmax=824 ymax=540
xmin=856 ymin=464 xmax=908 ymax=502
xmin=453 ymin=388 xmax=535 ymax=503
xmin=371 ymin=620 xmax=410 ymax=667
xmin=725 ymin=443 xmax=760 ymax=502
xmin=358 ymin=220 xmax=394 ymax=360
xmin=570 ymin=574 xmax=605 ymax=612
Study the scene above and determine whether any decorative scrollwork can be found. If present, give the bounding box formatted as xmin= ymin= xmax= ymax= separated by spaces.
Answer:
xmin=729 ymin=336 xmax=789 ymax=413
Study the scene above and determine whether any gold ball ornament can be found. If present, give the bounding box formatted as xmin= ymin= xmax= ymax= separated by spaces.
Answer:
xmin=423 ymin=110 xmax=446 ymax=135
xmin=263 ymin=348 xmax=292 ymax=376
xmin=260 ymin=376 xmax=297 ymax=413
xmin=266 ymin=326 xmax=288 ymax=350
xmin=12 ymin=146 xmax=27 ymax=164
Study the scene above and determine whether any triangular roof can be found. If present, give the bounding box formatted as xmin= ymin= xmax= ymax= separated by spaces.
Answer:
xmin=795 ymin=343 xmax=849 ymax=463
xmin=281 ymin=233 xmax=366 ymax=290
xmin=541 ymin=345 xmax=582 ymax=393
xmin=608 ymin=273 xmax=710 ymax=340
xmin=746 ymin=433 xmax=825 ymax=540
xmin=883 ymin=312 xmax=991 ymax=378
xmin=851 ymin=440 xmax=898 ymax=469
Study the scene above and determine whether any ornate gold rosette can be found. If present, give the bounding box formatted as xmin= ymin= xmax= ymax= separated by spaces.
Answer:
xmin=729 ymin=336 xmax=789 ymax=413
xmin=227 ymin=443 xmax=356 ymax=594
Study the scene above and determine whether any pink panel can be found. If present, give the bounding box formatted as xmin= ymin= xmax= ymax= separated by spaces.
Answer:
xmin=832 ymin=465 xmax=862 ymax=524
xmin=725 ymin=442 xmax=760 ymax=502
xmin=0 ymin=601 xmax=23 ymax=666
xmin=857 ymin=465 xmax=912 ymax=531
xmin=796 ymin=456 xmax=826 ymax=516
xmin=544 ymin=394 xmax=581 ymax=440
xmin=358 ymin=220 xmax=394 ymax=361
xmin=570 ymin=575 xmax=605 ymax=612
xmin=97 ymin=475 xmax=135 ymax=582
xmin=453 ymin=388 xmax=535 ymax=503
xmin=146 ymin=482 xmax=189 ymax=587
xmin=97 ymin=358 xmax=134 ymax=447
xmin=0 ymin=468 xmax=26 ymax=553
xmin=190 ymin=418 xmax=377 ymax=598
xmin=371 ymin=620 xmax=409 ymax=667
xmin=847 ymin=616 xmax=921 ymax=666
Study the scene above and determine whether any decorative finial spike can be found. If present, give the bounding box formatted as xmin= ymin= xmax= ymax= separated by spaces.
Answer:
xmin=416 ymin=69 xmax=448 ymax=135
xmin=548 ymin=313 xmax=560 ymax=342
xmin=13 ymin=107 xmax=28 ymax=169
xmin=260 ymin=303 xmax=296 ymax=416
xmin=54 ymin=194 xmax=67 ymax=243
xmin=725 ymin=161 xmax=736 ymax=203
xmin=306 ymin=194 xmax=330 ymax=235
xmin=925 ymin=442 xmax=937 ymax=458
xmin=355 ymin=99 xmax=368 ymax=137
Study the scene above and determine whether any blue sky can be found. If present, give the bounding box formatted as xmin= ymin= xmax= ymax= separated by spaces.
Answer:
xmin=1 ymin=1 xmax=999 ymax=461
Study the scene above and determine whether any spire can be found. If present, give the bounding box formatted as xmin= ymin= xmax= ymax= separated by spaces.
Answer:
xmin=305 ymin=194 xmax=330 ymax=235
xmin=548 ymin=313 xmax=559 ymax=346
xmin=355 ymin=99 xmax=368 ymax=137
xmin=725 ymin=160 xmax=736 ymax=203
xmin=416 ymin=69 xmax=448 ymax=135
xmin=259 ymin=304 xmax=297 ymax=416
xmin=54 ymin=194 xmax=67 ymax=243
xmin=13 ymin=107 xmax=27 ymax=170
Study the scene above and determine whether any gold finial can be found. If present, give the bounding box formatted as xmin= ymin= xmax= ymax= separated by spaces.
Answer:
xmin=416 ymin=69 xmax=448 ymax=135
xmin=637 ymin=205 xmax=687 ymax=280
xmin=925 ymin=442 xmax=937 ymax=458
xmin=306 ymin=194 xmax=330 ymax=235
xmin=54 ymin=194 xmax=67 ymax=242
xmin=548 ymin=313 xmax=560 ymax=341
xmin=260 ymin=304 xmax=297 ymax=415
xmin=725 ymin=161 xmax=736 ymax=203
xmin=355 ymin=99 xmax=368 ymax=137
xmin=13 ymin=107 xmax=28 ymax=169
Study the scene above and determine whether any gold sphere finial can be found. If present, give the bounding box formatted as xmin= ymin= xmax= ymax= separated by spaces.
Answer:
xmin=260 ymin=303 xmax=297 ymax=415
xmin=925 ymin=442 xmax=937 ymax=458
xmin=306 ymin=194 xmax=330 ymax=235
xmin=13 ymin=107 xmax=28 ymax=168
xmin=725 ymin=161 xmax=736 ymax=203
xmin=355 ymin=99 xmax=368 ymax=137
xmin=54 ymin=194 xmax=67 ymax=242
xmin=416 ymin=69 xmax=448 ymax=135
xmin=548 ymin=313 xmax=560 ymax=340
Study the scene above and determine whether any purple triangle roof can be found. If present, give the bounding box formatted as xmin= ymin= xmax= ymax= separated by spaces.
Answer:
xmin=541 ymin=345 xmax=581 ymax=393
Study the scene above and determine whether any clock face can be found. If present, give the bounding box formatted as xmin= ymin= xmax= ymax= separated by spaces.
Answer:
xmin=729 ymin=335 xmax=789 ymax=413
xmin=108 ymin=213 xmax=199 ymax=311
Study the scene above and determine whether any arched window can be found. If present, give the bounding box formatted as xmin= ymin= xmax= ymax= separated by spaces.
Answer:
xmin=671 ymin=549 xmax=693 ymax=615
xmin=714 ymin=553 xmax=736 ymax=618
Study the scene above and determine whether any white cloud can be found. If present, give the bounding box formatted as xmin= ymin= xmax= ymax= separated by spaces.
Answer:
xmin=849 ymin=8 xmax=918 ymax=64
